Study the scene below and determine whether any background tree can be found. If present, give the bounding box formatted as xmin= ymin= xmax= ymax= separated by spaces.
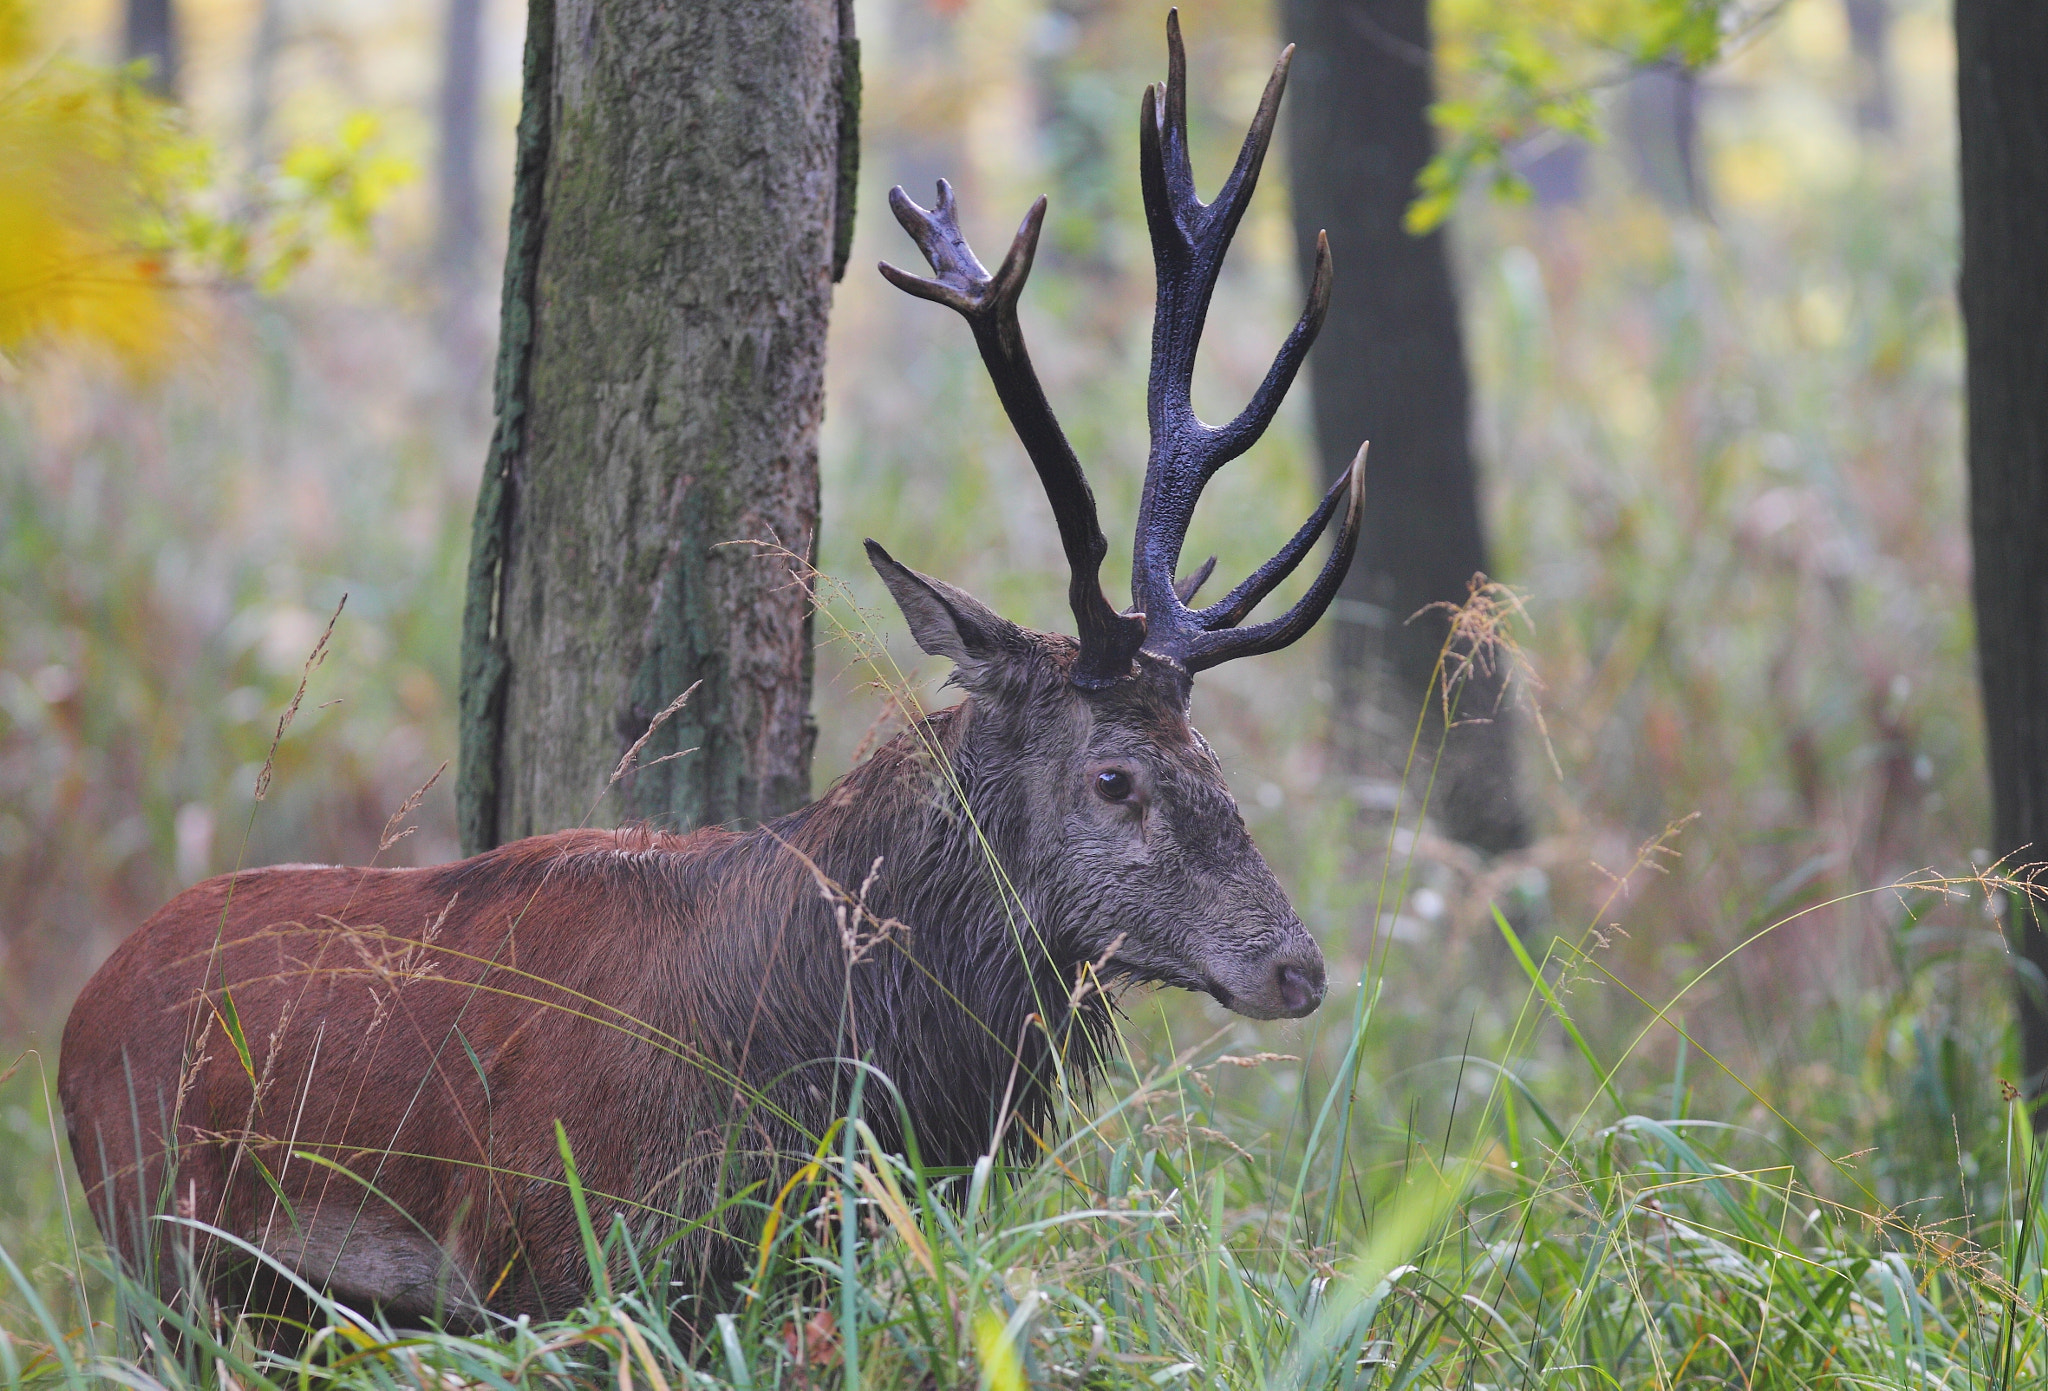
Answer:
xmin=1844 ymin=0 xmax=1893 ymax=133
xmin=1281 ymin=0 xmax=1525 ymax=852
xmin=434 ymin=0 xmax=485 ymax=303
xmin=432 ymin=0 xmax=479 ymax=282
xmin=433 ymin=0 xmax=495 ymax=404
xmin=1620 ymin=59 xmax=1703 ymax=213
xmin=121 ymin=0 xmax=179 ymax=98
xmin=1955 ymin=0 xmax=2048 ymax=1105
xmin=244 ymin=0 xmax=281 ymax=166
xmin=457 ymin=0 xmax=856 ymax=852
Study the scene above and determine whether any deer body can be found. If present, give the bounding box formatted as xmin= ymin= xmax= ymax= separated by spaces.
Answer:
xmin=62 ymin=643 xmax=1319 ymax=1324
xmin=63 ymin=9 xmax=1365 ymax=1329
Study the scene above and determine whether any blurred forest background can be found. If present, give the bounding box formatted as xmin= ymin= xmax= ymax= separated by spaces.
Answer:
xmin=0 ymin=0 xmax=1992 ymax=1218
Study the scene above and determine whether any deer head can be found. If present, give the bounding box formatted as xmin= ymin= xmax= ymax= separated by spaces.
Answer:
xmin=870 ymin=9 xmax=1361 ymax=1021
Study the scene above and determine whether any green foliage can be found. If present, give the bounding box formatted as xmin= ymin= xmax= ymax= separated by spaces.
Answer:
xmin=1421 ymin=0 xmax=1743 ymax=230
xmin=0 ymin=0 xmax=413 ymax=362
xmin=0 ymin=855 xmax=2039 ymax=1387
xmin=178 ymin=112 xmax=415 ymax=295
xmin=0 ymin=0 xmax=1992 ymax=1384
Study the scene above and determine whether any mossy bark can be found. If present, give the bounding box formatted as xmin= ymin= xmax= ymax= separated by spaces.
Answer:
xmin=459 ymin=0 xmax=849 ymax=852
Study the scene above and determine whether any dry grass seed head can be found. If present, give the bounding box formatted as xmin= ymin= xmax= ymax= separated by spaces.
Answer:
xmin=378 ymin=759 xmax=447 ymax=853
xmin=768 ymin=833 xmax=910 ymax=967
xmin=608 ymin=681 xmax=702 ymax=789
xmin=254 ymin=593 xmax=346 ymax=802
xmin=1067 ymin=931 xmax=1128 ymax=1013
xmin=1417 ymin=573 xmax=1561 ymax=779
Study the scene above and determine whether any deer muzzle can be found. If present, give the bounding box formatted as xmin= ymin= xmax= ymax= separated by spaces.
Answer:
xmin=1205 ymin=927 xmax=1326 ymax=1021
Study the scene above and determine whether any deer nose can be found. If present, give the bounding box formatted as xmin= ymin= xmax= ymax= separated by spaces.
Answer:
xmin=1274 ymin=956 xmax=1325 ymax=1016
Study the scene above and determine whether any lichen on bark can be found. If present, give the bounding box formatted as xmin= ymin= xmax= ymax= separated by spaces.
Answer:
xmin=459 ymin=0 xmax=845 ymax=851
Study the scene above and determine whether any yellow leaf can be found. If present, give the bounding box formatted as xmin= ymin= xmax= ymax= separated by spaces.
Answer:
xmin=0 ymin=19 xmax=188 ymax=364
xmin=0 ymin=0 xmax=32 ymax=70
xmin=974 ymin=1307 xmax=1027 ymax=1391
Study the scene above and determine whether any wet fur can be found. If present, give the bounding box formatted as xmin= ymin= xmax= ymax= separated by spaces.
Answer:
xmin=59 ymin=633 xmax=1305 ymax=1328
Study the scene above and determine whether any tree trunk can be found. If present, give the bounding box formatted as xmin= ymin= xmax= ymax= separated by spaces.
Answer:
xmin=244 ymin=0 xmax=283 ymax=170
xmin=458 ymin=0 xmax=849 ymax=852
xmin=1955 ymin=0 xmax=2048 ymax=1106
xmin=1280 ymin=0 xmax=1525 ymax=852
xmin=1844 ymin=0 xmax=1894 ymax=134
xmin=122 ymin=0 xmax=180 ymax=99
xmin=1621 ymin=60 xmax=1705 ymax=214
xmin=435 ymin=0 xmax=486 ymax=289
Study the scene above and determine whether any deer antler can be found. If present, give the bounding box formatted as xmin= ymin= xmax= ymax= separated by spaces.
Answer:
xmin=879 ymin=182 xmax=1149 ymax=689
xmin=1129 ymin=8 xmax=1363 ymax=675
xmin=878 ymin=10 xmax=1362 ymax=689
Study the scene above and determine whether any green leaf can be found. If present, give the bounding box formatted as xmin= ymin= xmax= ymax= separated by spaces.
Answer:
xmin=1493 ymin=904 xmax=1624 ymax=1115
xmin=556 ymin=1119 xmax=610 ymax=1299
xmin=216 ymin=988 xmax=257 ymax=1089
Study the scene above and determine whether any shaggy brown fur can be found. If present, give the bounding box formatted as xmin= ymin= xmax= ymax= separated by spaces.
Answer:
xmin=60 ymin=604 xmax=1324 ymax=1330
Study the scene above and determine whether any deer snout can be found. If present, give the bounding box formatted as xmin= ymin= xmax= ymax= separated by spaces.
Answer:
xmin=1274 ymin=955 xmax=1325 ymax=1016
xmin=1207 ymin=929 xmax=1325 ymax=1021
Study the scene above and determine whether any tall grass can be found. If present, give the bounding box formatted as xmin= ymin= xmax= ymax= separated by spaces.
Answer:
xmin=0 ymin=579 xmax=2037 ymax=1388
xmin=2 ymin=880 xmax=2042 ymax=1386
xmin=0 ymin=0 xmax=2005 ymax=1383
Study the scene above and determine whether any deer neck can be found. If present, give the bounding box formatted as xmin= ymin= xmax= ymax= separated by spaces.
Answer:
xmin=753 ymin=703 xmax=1105 ymax=1165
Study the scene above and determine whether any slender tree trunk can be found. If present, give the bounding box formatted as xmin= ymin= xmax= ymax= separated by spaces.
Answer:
xmin=458 ymin=0 xmax=851 ymax=852
xmin=1621 ymin=60 xmax=1706 ymax=214
xmin=1516 ymin=137 xmax=1586 ymax=210
xmin=435 ymin=0 xmax=486 ymax=290
xmin=1955 ymin=0 xmax=2048 ymax=1108
xmin=244 ymin=0 xmax=284 ymax=167
xmin=434 ymin=0 xmax=492 ymax=400
xmin=1845 ymin=0 xmax=1894 ymax=134
xmin=122 ymin=0 xmax=180 ymax=99
xmin=1281 ymin=0 xmax=1525 ymax=852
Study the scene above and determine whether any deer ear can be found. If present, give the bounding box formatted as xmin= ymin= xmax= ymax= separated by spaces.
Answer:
xmin=866 ymin=540 xmax=1018 ymax=668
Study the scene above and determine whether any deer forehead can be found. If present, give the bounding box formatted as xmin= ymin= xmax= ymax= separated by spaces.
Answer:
xmin=1076 ymin=682 xmax=1201 ymax=756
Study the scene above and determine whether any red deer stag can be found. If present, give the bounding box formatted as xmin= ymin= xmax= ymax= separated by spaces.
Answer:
xmin=61 ymin=10 xmax=1364 ymax=1330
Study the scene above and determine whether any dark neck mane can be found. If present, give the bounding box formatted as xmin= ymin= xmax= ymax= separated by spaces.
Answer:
xmin=721 ymin=699 xmax=1112 ymax=1170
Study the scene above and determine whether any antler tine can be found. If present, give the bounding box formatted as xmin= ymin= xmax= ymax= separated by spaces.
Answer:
xmin=878 ymin=182 xmax=1147 ymax=690
xmin=1131 ymin=14 xmax=1353 ymax=675
xmin=1193 ymin=455 xmax=1355 ymax=630
xmin=1209 ymin=231 xmax=1331 ymax=464
xmin=1204 ymin=40 xmax=1295 ymax=270
xmin=1159 ymin=9 xmax=1195 ymax=207
xmin=877 ymin=180 xmax=1015 ymax=313
xmin=1182 ymin=446 xmax=1366 ymax=673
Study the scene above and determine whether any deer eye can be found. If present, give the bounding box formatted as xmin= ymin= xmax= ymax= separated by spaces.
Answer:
xmin=1094 ymin=768 xmax=1134 ymax=803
